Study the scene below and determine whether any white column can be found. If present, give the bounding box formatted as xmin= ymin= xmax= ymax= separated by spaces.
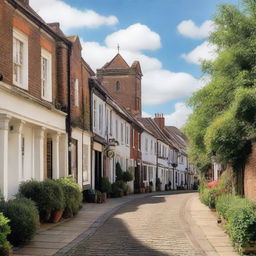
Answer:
xmin=59 ymin=134 xmax=68 ymax=178
xmin=8 ymin=120 xmax=24 ymax=197
xmin=34 ymin=127 xmax=45 ymax=181
xmin=52 ymin=132 xmax=60 ymax=179
xmin=0 ymin=114 xmax=11 ymax=199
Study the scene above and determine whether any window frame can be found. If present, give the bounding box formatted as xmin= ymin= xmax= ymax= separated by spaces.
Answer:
xmin=13 ymin=28 xmax=28 ymax=90
xmin=41 ymin=48 xmax=52 ymax=102
xmin=74 ymin=78 xmax=79 ymax=107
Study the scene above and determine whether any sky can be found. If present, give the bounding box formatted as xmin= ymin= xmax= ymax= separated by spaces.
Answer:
xmin=30 ymin=0 xmax=238 ymax=128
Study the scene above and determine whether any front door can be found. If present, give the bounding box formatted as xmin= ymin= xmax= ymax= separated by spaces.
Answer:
xmin=71 ymin=139 xmax=78 ymax=182
xmin=94 ymin=151 xmax=102 ymax=190
xmin=46 ymin=138 xmax=53 ymax=179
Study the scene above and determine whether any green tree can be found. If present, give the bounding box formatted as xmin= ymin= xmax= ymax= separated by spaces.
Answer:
xmin=184 ymin=0 xmax=256 ymax=173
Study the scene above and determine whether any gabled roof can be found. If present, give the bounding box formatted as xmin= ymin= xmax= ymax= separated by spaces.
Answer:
xmin=66 ymin=35 xmax=82 ymax=50
xmin=139 ymin=118 xmax=174 ymax=147
xmin=102 ymin=53 xmax=130 ymax=69
xmin=164 ymin=126 xmax=188 ymax=152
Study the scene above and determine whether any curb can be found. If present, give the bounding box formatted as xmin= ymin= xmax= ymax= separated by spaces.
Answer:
xmin=55 ymin=190 xmax=197 ymax=255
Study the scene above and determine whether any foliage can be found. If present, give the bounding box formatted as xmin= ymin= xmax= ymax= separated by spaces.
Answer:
xmin=115 ymin=162 xmax=123 ymax=181
xmin=215 ymin=194 xmax=234 ymax=219
xmin=184 ymin=0 xmax=256 ymax=173
xmin=55 ymin=177 xmax=82 ymax=218
xmin=0 ymin=213 xmax=11 ymax=254
xmin=100 ymin=177 xmax=112 ymax=194
xmin=83 ymin=189 xmax=97 ymax=203
xmin=122 ymin=171 xmax=133 ymax=182
xmin=0 ymin=198 xmax=39 ymax=246
xmin=226 ymin=197 xmax=256 ymax=252
xmin=110 ymin=182 xmax=124 ymax=198
xmin=19 ymin=180 xmax=65 ymax=221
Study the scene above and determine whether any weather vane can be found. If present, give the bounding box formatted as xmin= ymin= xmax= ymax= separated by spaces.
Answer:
xmin=117 ymin=44 xmax=120 ymax=54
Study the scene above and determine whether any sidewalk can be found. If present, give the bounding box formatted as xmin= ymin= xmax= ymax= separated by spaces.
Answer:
xmin=186 ymin=194 xmax=239 ymax=256
xmin=14 ymin=191 xmax=182 ymax=256
xmin=13 ymin=192 xmax=238 ymax=256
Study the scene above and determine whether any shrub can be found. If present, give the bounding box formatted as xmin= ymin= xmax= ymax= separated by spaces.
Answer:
xmin=100 ymin=177 xmax=112 ymax=194
xmin=56 ymin=177 xmax=82 ymax=218
xmin=19 ymin=180 xmax=65 ymax=221
xmin=216 ymin=194 xmax=234 ymax=219
xmin=122 ymin=171 xmax=133 ymax=182
xmin=225 ymin=197 xmax=256 ymax=251
xmin=111 ymin=182 xmax=123 ymax=198
xmin=83 ymin=189 xmax=97 ymax=203
xmin=0 ymin=213 xmax=11 ymax=254
xmin=115 ymin=162 xmax=123 ymax=181
xmin=0 ymin=198 xmax=39 ymax=246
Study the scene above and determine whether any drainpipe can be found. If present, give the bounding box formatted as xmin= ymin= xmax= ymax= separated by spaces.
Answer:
xmin=67 ymin=45 xmax=72 ymax=175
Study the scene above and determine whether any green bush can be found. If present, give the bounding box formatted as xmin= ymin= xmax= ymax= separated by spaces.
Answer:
xmin=0 ymin=198 xmax=39 ymax=246
xmin=100 ymin=177 xmax=112 ymax=194
xmin=122 ymin=171 xmax=133 ymax=182
xmin=199 ymin=186 xmax=218 ymax=209
xmin=226 ymin=197 xmax=256 ymax=251
xmin=19 ymin=179 xmax=65 ymax=221
xmin=216 ymin=194 xmax=234 ymax=219
xmin=55 ymin=177 xmax=82 ymax=218
xmin=115 ymin=162 xmax=123 ymax=181
xmin=111 ymin=182 xmax=123 ymax=198
xmin=0 ymin=213 xmax=11 ymax=254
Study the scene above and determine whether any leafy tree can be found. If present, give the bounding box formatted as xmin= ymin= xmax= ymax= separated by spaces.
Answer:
xmin=184 ymin=0 xmax=256 ymax=173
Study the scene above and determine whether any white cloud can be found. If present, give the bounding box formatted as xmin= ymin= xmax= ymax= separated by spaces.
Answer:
xmin=177 ymin=20 xmax=215 ymax=39
xmin=142 ymin=103 xmax=192 ymax=128
xmin=81 ymin=41 xmax=162 ymax=72
xmin=181 ymin=41 xmax=217 ymax=65
xmin=142 ymin=70 xmax=205 ymax=105
xmin=105 ymin=23 xmax=161 ymax=51
xmin=164 ymin=102 xmax=192 ymax=128
xmin=30 ymin=0 xmax=118 ymax=31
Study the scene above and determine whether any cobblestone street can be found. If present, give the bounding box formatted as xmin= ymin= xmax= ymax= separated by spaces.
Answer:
xmin=63 ymin=193 xmax=204 ymax=256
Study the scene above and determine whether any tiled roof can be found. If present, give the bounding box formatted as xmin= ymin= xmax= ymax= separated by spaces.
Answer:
xmin=101 ymin=53 xmax=130 ymax=69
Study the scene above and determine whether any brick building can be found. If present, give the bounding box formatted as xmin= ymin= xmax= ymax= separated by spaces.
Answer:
xmin=0 ymin=0 xmax=70 ymax=198
xmin=97 ymin=54 xmax=144 ymax=192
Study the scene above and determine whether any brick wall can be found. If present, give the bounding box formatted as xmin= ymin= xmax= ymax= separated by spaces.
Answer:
xmin=0 ymin=1 xmax=62 ymax=106
xmin=244 ymin=142 xmax=256 ymax=202
xmin=69 ymin=37 xmax=91 ymax=131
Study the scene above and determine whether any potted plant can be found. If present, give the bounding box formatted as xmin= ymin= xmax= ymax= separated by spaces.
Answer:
xmin=100 ymin=177 xmax=112 ymax=198
xmin=83 ymin=189 xmax=97 ymax=203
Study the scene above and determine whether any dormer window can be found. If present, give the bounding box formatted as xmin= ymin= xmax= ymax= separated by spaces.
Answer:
xmin=116 ymin=81 xmax=121 ymax=91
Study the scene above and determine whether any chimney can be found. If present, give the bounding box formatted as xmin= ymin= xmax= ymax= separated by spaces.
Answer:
xmin=154 ymin=113 xmax=165 ymax=130
xmin=18 ymin=0 xmax=29 ymax=6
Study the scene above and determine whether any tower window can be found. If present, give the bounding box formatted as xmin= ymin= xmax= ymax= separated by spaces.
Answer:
xmin=116 ymin=81 xmax=121 ymax=91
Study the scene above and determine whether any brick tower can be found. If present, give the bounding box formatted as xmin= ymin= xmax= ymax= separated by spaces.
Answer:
xmin=96 ymin=54 xmax=142 ymax=117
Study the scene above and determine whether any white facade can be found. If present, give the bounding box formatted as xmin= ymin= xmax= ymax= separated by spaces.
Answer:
xmin=71 ymin=128 xmax=91 ymax=188
xmin=141 ymin=131 xmax=157 ymax=191
xmin=92 ymin=93 xmax=131 ymax=189
xmin=157 ymin=140 xmax=171 ymax=191
xmin=0 ymin=82 xmax=68 ymax=199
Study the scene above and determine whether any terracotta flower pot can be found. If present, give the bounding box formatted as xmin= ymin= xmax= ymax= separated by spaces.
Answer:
xmin=51 ymin=210 xmax=63 ymax=223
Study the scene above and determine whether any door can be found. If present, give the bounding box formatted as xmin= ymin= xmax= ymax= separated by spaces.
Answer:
xmin=71 ymin=139 xmax=78 ymax=182
xmin=94 ymin=150 xmax=102 ymax=190
xmin=46 ymin=138 xmax=53 ymax=179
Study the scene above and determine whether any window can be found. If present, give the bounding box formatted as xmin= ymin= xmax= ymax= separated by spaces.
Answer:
xmin=116 ymin=119 xmax=119 ymax=139
xmin=41 ymin=48 xmax=52 ymax=101
xmin=132 ymin=129 xmax=135 ymax=148
xmin=145 ymin=138 xmax=148 ymax=152
xmin=151 ymin=140 xmax=153 ymax=154
xmin=138 ymin=133 xmax=141 ymax=151
xmin=116 ymin=81 xmax=121 ymax=91
xmin=93 ymin=100 xmax=96 ymax=129
xmin=99 ymin=104 xmax=103 ymax=133
xmin=13 ymin=29 xmax=28 ymax=89
xmin=125 ymin=125 xmax=129 ymax=145
xmin=121 ymin=123 xmax=124 ymax=144
xmin=74 ymin=79 xmax=79 ymax=107
xmin=21 ymin=136 xmax=25 ymax=179
xmin=110 ymin=110 xmax=113 ymax=135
